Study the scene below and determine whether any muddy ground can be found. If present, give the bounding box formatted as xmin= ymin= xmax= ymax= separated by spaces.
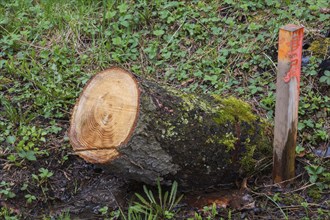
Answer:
xmin=1 ymin=122 xmax=329 ymax=219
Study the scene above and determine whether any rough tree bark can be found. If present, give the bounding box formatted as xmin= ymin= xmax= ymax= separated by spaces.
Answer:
xmin=69 ymin=67 xmax=270 ymax=189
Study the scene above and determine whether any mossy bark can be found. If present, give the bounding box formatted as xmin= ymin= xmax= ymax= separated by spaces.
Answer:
xmin=102 ymin=77 xmax=271 ymax=189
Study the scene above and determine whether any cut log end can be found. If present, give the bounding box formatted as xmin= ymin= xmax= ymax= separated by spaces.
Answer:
xmin=69 ymin=67 xmax=140 ymax=163
xmin=69 ymin=67 xmax=271 ymax=188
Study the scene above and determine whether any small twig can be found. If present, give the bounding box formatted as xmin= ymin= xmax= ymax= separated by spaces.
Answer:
xmin=19 ymin=40 xmax=48 ymax=50
xmin=263 ymin=52 xmax=277 ymax=71
xmin=0 ymin=25 xmax=10 ymax=34
xmin=163 ymin=17 xmax=186 ymax=50
xmin=279 ymin=202 xmax=329 ymax=211
xmin=263 ymin=194 xmax=289 ymax=220
xmin=187 ymin=15 xmax=211 ymax=33
xmin=284 ymin=183 xmax=315 ymax=194
xmin=105 ymin=182 xmax=128 ymax=220
xmin=260 ymin=174 xmax=303 ymax=188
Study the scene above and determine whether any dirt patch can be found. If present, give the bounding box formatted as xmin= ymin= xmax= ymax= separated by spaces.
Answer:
xmin=0 ymin=126 xmax=131 ymax=219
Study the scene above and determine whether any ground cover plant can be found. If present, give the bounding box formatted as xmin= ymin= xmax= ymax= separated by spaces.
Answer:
xmin=0 ymin=0 xmax=329 ymax=219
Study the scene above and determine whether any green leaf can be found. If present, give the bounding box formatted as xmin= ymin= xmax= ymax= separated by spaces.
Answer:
xmin=295 ymin=145 xmax=305 ymax=154
xmin=18 ymin=150 xmax=35 ymax=161
xmin=25 ymin=194 xmax=36 ymax=203
xmin=315 ymin=166 xmax=325 ymax=175
xmin=161 ymin=51 xmax=172 ymax=59
xmin=21 ymin=183 xmax=28 ymax=191
xmin=0 ymin=60 xmax=6 ymax=69
xmin=118 ymin=3 xmax=128 ymax=13
xmin=211 ymin=27 xmax=221 ymax=35
xmin=169 ymin=181 xmax=178 ymax=209
xmin=320 ymin=74 xmax=330 ymax=85
xmin=163 ymin=191 xmax=169 ymax=210
xmin=143 ymin=185 xmax=156 ymax=203
xmin=18 ymin=151 xmax=27 ymax=158
xmin=148 ymin=189 xmax=157 ymax=204
xmin=298 ymin=122 xmax=305 ymax=131
xmin=120 ymin=20 xmax=130 ymax=27
xmin=157 ymin=178 xmax=162 ymax=208
xmin=32 ymin=174 xmax=39 ymax=181
xmin=309 ymin=175 xmax=318 ymax=183
xmin=27 ymin=142 xmax=35 ymax=148
xmin=26 ymin=151 xmax=37 ymax=161
xmin=105 ymin=11 xmax=116 ymax=19
xmin=6 ymin=135 xmax=16 ymax=144
xmin=7 ymin=154 xmax=16 ymax=162
xmin=112 ymin=37 xmax=122 ymax=45
xmin=135 ymin=192 xmax=149 ymax=206
xmin=7 ymin=191 xmax=16 ymax=199
xmin=17 ymin=140 xmax=25 ymax=148
xmin=304 ymin=119 xmax=314 ymax=128
xmin=153 ymin=29 xmax=165 ymax=36
xmin=305 ymin=165 xmax=316 ymax=174
xmin=320 ymin=76 xmax=327 ymax=82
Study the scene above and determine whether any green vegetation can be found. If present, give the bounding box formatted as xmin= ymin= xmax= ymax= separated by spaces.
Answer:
xmin=320 ymin=70 xmax=330 ymax=85
xmin=0 ymin=181 xmax=16 ymax=200
xmin=189 ymin=203 xmax=220 ymax=220
xmin=213 ymin=96 xmax=257 ymax=125
xmin=0 ymin=0 xmax=329 ymax=219
xmin=126 ymin=179 xmax=183 ymax=220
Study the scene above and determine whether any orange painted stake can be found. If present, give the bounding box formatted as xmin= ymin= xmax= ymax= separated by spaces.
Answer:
xmin=273 ymin=24 xmax=304 ymax=185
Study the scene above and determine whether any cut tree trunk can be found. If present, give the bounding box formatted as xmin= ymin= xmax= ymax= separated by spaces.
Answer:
xmin=69 ymin=67 xmax=270 ymax=189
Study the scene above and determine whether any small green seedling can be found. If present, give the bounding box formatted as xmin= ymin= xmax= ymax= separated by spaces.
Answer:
xmin=0 ymin=181 xmax=16 ymax=200
xmin=320 ymin=70 xmax=330 ymax=85
xmin=305 ymin=165 xmax=325 ymax=183
xmin=99 ymin=206 xmax=108 ymax=216
xmin=32 ymin=168 xmax=53 ymax=185
xmin=25 ymin=194 xmax=36 ymax=204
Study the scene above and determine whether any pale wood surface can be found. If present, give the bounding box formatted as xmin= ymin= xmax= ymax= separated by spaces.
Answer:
xmin=69 ymin=67 xmax=139 ymax=163
xmin=273 ymin=25 xmax=304 ymax=184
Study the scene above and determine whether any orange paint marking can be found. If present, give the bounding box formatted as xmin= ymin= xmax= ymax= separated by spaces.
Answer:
xmin=283 ymin=30 xmax=303 ymax=90
xmin=273 ymin=24 xmax=304 ymax=185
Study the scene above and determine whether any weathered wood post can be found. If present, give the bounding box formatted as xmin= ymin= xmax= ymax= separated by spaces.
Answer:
xmin=273 ymin=24 xmax=304 ymax=185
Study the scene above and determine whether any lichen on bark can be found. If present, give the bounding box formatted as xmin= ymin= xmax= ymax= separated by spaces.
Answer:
xmin=95 ymin=77 xmax=271 ymax=188
xmin=140 ymin=83 xmax=271 ymax=186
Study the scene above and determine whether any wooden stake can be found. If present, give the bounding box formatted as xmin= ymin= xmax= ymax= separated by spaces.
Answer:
xmin=273 ymin=24 xmax=304 ymax=185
